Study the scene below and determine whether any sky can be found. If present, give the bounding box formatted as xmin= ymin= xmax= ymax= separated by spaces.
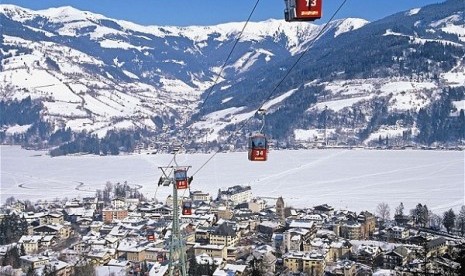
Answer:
xmin=0 ymin=0 xmax=445 ymax=26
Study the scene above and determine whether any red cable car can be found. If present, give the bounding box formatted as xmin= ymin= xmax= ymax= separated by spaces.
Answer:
xmin=284 ymin=0 xmax=322 ymax=22
xmin=147 ymin=231 xmax=155 ymax=242
xmin=174 ymin=169 xmax=189 ymax=189
xmin=182 ymin=200 xmax=192 ymax=215
xmin=248 ymin=133 xmax=268 ymax=161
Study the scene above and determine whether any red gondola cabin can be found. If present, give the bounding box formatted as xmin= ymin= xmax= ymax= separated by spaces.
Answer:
xmin=147 ymin=231 xmax=155 ymax=242
xmin=182 ymin=200 xmax=192 ymax=215
xmin=174 ymin=169 xmax=189 ymax=189
xmin=284 ymin=0 xmax=322 ymax=22
xmin=248 ymin=133 xmax=268 ymax=161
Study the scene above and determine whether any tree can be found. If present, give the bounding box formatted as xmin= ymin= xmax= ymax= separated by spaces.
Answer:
xmin=456 ymin=206 xmax=465 ymax=236
xmin=26 ymin=266 xmax=37 ymax=276
xmin=411 ymin=203 xmax=429 ymax=227
xmin=74 ymin=261 xmax=95 ymax=276
xmin=429 ymin=212 xmax=442 ymax=231
xmin=420 ymin=205 xmax=429 ymax=227
xmin=20 ymin=244 xmax=26 ymax=256
xmin=376 ymin=202 xmax=390 ymax=223
xmin=42 ymin=264 xmax=57 ymax=276
xmin=394 ymin=202 xmax=405 ymax=224
xmin=1 ymin=246 xmax=21 ymax=268
xmin=456 ymin=245 xmax=465 ymax=276
xmin=5 ymin=196 xmax=16 ymax=206
xmin=443 ymin=208 xmax=456 ymax=233
xmin=0 ymin=213 xmax=29 ymax=245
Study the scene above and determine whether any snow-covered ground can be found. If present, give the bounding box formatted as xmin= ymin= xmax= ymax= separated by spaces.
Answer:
xmin=1 ymin=146 xmax=463 ymax=214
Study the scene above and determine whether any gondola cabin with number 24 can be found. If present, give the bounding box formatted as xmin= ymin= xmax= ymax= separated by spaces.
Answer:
xmin=284 ymin=0 xmax=322 ymax=22
xmin=248 ymin=133 xmax=268 ymax=161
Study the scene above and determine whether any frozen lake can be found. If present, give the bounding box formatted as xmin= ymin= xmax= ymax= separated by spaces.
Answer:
xmin=1 ymin=146 xmax=464 ymax=214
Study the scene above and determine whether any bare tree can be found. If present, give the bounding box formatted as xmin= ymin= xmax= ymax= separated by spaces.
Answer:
xmin=376 ymin=202 xmax=390 ymax=222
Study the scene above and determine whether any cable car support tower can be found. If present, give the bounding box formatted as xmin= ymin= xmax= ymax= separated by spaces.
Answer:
xmin=158 ymin=148 xmax=191 ymax=276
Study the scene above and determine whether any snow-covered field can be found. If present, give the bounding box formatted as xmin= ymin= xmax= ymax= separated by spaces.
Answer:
xmin=1 ymin=146 xmax=463 ymax=214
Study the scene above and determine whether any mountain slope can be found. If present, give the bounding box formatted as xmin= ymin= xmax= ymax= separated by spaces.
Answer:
xmin=192 ymin=0 xmax=465 ymax=147
xmin=0 ymin=4 xmax=365 ymax=143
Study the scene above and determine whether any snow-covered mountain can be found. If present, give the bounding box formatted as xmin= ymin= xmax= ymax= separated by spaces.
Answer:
xmin=0 ymin=4 xmax=364 ymax=139
xmin=0 ymin=0 xmax=464 ymax=154
xmin=192 ymin=0 xmax=465 ymax=148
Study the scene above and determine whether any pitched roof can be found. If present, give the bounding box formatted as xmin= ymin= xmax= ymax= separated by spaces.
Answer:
xmin=214 ymin=223 xmax=236 ymax=237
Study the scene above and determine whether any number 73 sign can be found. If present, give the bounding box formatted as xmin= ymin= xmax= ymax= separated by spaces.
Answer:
xmin=297 ymin=0 xmax=322 ymax=18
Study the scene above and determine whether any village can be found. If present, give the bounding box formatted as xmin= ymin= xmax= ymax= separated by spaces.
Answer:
xmin=0 ymin=182 xmax=464 ymax=276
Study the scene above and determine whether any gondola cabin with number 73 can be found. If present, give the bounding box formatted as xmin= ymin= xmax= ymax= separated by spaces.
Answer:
xmin=248 ymin=133 xmax=268 ymax=161
xmin=284 ymin=0 xmax=322 ymax=22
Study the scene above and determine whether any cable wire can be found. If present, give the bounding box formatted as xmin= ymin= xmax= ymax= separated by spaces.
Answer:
xmin=198 ymin=0 xmax=262 ymax=112
xmin=158 ymin=0 xmax=262 ymax=196
xmin=192 ymin=0 xmax=349 ymax=176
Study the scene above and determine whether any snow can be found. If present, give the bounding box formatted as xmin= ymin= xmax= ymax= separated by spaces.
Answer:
xmin=229 ymin=49 xmax=275 ymax=73
xmin=380 ymin=81 xmax=436 ymax=94
xmin=364 ymin=126 xmax=410 ymax=144
xmin=25 ymin=26 xmax=55 ymax=37
xmin=162 ymin=60 xmax=186 ymax=66
xmin=312 ymin=96 xmax=372 ymax=112
xmin=334 ymin=18 xmax=369 ymax=37
xmin=65 ymin=118 xmax=94 ymax=130
xmin=410 ymin=37 xmax=462 ymax=47
xmin=262 ymin=88 xmax=298 ymax=111
xmin=99 ymin=39 xmax=151 ymax=51
xmin=5 ymin=124 xmax=32 ymax=135
xmin=294 ymin=129 xmax=319 ymax=141
xmin=452 ymin=100 xmax=465 ymax=111
xmin=383 ymin=28 xmax=463 ymax=47
xmin=406 ymin=8 xmax=421 ymax=16
xmin=159 ymin=76 xmax=196 ymax=94
xmin=373 ymin=269 xmax=396 ymax=276
xmin=221 ymin=97 xmax=233 ymax=104
xmin=430 ymin=14 xmax=463 ymax=28
xmin=442 ymin=71 xmax=465 ymax=87
xmin=322 ymin=80 xmax=374 ymax=97
xmin=441 ymin=24 xmax=465 ymax=38
xmin=93 ymin=120 xmax=135 ymax=138
xmin=43 ymin=101 xmax=87 ymax=117
xmin=388 ymin=91 xmax=431 ymax=112
xmin=205 ymin=107 xmax=243 ymax=121
xmin=192 ymin=107 xmax=253 ymax=141
xmin=1 ymin=146 xmax=463 ymax=214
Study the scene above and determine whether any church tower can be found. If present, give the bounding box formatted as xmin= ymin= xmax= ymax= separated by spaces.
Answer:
xmin=276 ymin=196 xmax=285 ymax=224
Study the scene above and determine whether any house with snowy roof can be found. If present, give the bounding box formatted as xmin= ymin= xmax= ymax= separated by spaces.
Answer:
xmin=283 ymin=250 xmax=327 ymax=274
xmin=213 ymin=264 xmax=247 ymax=276
xmin=284 ymin=228 xmax=313 ymax=252
xmin=39 ymin=212 xmax=64 ymax=225
xmin=385 ymin=226 xmax=409 ymax=241
xmin=218 ymin=185 xmax=252 ymax=204
xmin=33 ymin=223 xmax=72 ymax=239
xmin=353 ymin=244 xmax=383 ymax=267
xmin=19 ymin=255 xmax=49 ymax=272
xmin=194 ymin=243 xmax=227 ymax=260
xmin=86 ymin=248 xmax=113 ymax=265
xmin=18 ymin=235 xmax=42 ymax=254
xmin=210 ymin=222 xmax=239 ymax=247
xmin=383 ymin=245 xmax=412 ymax=269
